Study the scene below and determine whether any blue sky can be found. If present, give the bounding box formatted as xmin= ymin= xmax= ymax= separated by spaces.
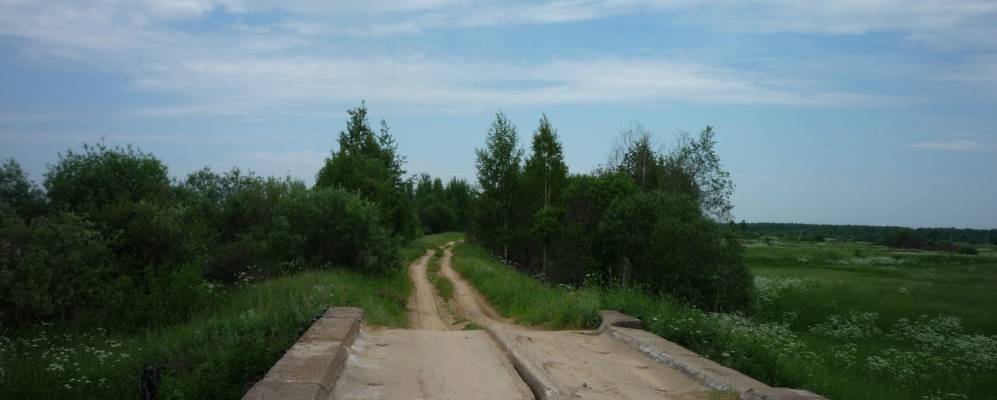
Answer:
xmin=1 ymin=0 xmax=995 ymax=228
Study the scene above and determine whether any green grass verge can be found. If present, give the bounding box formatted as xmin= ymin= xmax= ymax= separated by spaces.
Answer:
xmin=451 ymin=243 xmax=601 ymax=329
xmin=451 ymin=240 xmax=997 ymax=400
xmin=0 ymin=233 xmax=458 ymax=400
xmin=426 ymin=248 xmax=454 ymax=301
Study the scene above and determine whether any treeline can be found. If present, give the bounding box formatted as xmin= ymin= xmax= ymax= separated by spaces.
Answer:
xmin=741 ymin=222 xmax=997 ymax=248
xmin=0 ymin=103 xmax=471 ymax=329
xmin=470 ymin=114 xmax=751 ymax=312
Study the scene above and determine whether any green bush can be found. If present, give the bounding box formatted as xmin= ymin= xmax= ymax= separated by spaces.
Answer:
xmin=418 ymin=202 xmax=457 ymax=234
xmin=0 ymin=159 xmax=46 ymax=220
xmin=285 ymin=187 xmax=399 ymax=273
xmin=44 ymin=143 xmax=172 ymax=216
xmin=597 ymin=192 xmax=752 ymax=312
xmin=0 ymin=210 xmax=113 ymax=323
xmin=958 ymin=245 xmax=978 ymax=255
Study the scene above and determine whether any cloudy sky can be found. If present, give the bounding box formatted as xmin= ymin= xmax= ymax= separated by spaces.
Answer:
xmin=1 ymin=0 xmax=995 ymax=228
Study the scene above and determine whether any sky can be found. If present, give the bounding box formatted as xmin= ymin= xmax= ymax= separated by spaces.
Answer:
xmin=0 ymin=0 xmax=995 ymax=229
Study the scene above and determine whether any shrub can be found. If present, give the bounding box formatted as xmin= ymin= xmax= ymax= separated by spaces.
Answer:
xmin=285 ymin=187 xmax=399 ymax=273
xmin=0 ymin=159 xmax=46 ymax=220
xmin=44 ymin=143 xmax=171 ymax=216
xmin=0 ymin=210 xmax=113 ymax=323
xmin=598 ymin=192 xmax=753 ymax=311
xmin=418 ymin=202 xmax=457 ymax=234
xmin=958 ymin=245 xmax=978 ymax=255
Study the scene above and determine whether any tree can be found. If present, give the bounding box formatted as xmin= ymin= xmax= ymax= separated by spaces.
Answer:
xmin=664 ymin=126 xmax=735 ymax=222
xmin=474 ymin=112 xmax=523 ymax=259
xmin=0 ymin=159 xmax=45 ymax=221
xmin=316 ymin=103 xmax=419 ymax=239
xmin=608 ymin=123 xmax=663 ymax=192
xmin=444 ymin=178 xmax=475 ymax=230
xmin=551 ymin=173 xmax=637 ymax=283
xmin=522 ymin=114 xmax=568 ymax=272
xmin=43 ymin=142 xmax=193 ymax=271
xmin=598 ymin=191 xmax=752 ymax=311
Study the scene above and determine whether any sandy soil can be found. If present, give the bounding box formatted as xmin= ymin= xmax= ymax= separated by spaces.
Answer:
xmin=407 ymin=250 xmax=449 ymax=330
xmin=331 ymin=328 xmax=533 ymax=400
xmin=331 ymin=248 xmax=533 ymax=400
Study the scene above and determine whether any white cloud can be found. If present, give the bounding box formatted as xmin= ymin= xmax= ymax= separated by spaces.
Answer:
xmin=0 ymin=0 xmax=950 ymax=118
xmin=911 ymin=139 xmax=992 ymax=151
xmin=123 ymin=55 xmax=891 ymax=117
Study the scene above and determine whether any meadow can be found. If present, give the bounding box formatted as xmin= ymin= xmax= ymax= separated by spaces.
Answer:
xmin=0 ymin=233 xmax=457 ymax=400
xmin=452 ymin=240 xmax=997 ymax=400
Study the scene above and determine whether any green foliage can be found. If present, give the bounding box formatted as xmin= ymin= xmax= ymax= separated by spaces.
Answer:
xmin=315 ymin=103 xmax=418 ymax=239
xmin=473 ymin=112 xmax=524 ymax=258
xmin=522 ymin=114 xmax=568 ymax=212
xmin=959 ymin=245 xmax=978 ymax=255
xmin=664 ymin=127 xmax=735 ymax=221
xmin=0 ymin=159 xmax=45 ymax=220
xmin=550 ymin=173 xmax=637 ymax=283
xmin=285 ymin=187 xmax=399 ymax=273
xmin=0 ymin=267 xmax=410 ymax=400
xmin=469 ymin=117 xmax=750 ymax=310
xmin=0 ymin=210 xmax=113 ymax=323
xmin=597 ymin=192 xmax=752 ymax=311
xmin=44 ymin=142 xmax=172 ymax=216
xmin=411 ymin=173 xmax=473 ymax=234
xmin=742 ymin=222 xmax=997 ymax=248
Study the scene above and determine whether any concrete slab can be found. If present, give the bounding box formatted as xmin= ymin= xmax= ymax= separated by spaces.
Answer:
xmin=607 ymin=327 xmax=826 ymax=400
xmin=243 ymin=307 xmax=363 ymax=400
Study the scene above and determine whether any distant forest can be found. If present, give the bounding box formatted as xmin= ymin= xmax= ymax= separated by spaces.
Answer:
xmin=740 ymin=222 xmax=997 ymax=247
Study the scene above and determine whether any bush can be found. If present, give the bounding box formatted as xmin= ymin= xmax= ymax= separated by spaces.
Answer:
xmin=0 ymin=159 xmax=46 ymax=220
xmin=958 ymin=245 xmax=978 ymax=255
xmin=598 ymin=192 xmax=752 ymax=312
xmin=418 ymin=203 xmax=457 ymax=234
xmin=44 ymin=143 xmax=171 ymax=215
xmin=0 ymin=210 xmax=113 ymax=323
xmin=285 ymin=187 xmax=399 ymax=273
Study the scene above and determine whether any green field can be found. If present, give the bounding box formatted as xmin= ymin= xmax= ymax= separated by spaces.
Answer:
xmin=452 ymin=240 xmax=997 ymax=400
xmin=745 ymin=239 xmax=997 ymax=400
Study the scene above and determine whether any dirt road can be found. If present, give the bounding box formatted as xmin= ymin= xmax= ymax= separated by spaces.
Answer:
xmin=331 ymin=250 xmax=533 ymax=400
xmin=331 ymin=244 xmax=714 ymax=400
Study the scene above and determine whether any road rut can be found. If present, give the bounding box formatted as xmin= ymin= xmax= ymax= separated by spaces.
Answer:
xmin=330 ymin=249 xmax=533 ymax=400
xmin=331 ymin=244 xmax=716 ymax=400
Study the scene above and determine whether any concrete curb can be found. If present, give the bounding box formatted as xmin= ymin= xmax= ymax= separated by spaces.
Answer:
xmin=484 ymin=324 xmax=561 ymax=400
xmin=603 ymin=314 xmax=826 ymax=400
xmin=243 ymin=307 xmax=364 ymax=400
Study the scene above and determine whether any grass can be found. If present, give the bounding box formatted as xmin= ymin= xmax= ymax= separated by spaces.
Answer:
xmin=427 ymin=248 xmax=455 ymax=301
xmin=0 ymin=233 xmax=456 ymax=400
xmin=451 ymin=240 xmax=997 ymax=400
xmin=452 ymin=243 xmax=601 ymax=329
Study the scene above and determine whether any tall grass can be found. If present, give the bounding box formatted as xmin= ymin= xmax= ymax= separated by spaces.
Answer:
xmin=0 ymin=233 xmax=455 ymax=399
xmin=451 ymin=244 xmax=601 ymax=329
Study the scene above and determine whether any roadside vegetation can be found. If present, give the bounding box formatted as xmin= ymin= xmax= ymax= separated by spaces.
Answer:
xmin=0 ymin=234 xmax=461 ymax=399
xmin=4 ymin=103 xmax=994 ymax=400
xmin=0 ymin=101 xmax=470 ymax=399
xmin=453 ymin=240 xmax=997 ymax=400
xmin=471 ymin=114 xmax=750 ymax=312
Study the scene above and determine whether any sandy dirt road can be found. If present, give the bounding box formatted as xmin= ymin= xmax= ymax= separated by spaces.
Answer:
xmin=437 ymin=243 xmax=714 ymax=400
xmin=330 ymin=250 xmax=534 ymax=400
xmin=331 ymin=244 xmax=715 ymax=400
